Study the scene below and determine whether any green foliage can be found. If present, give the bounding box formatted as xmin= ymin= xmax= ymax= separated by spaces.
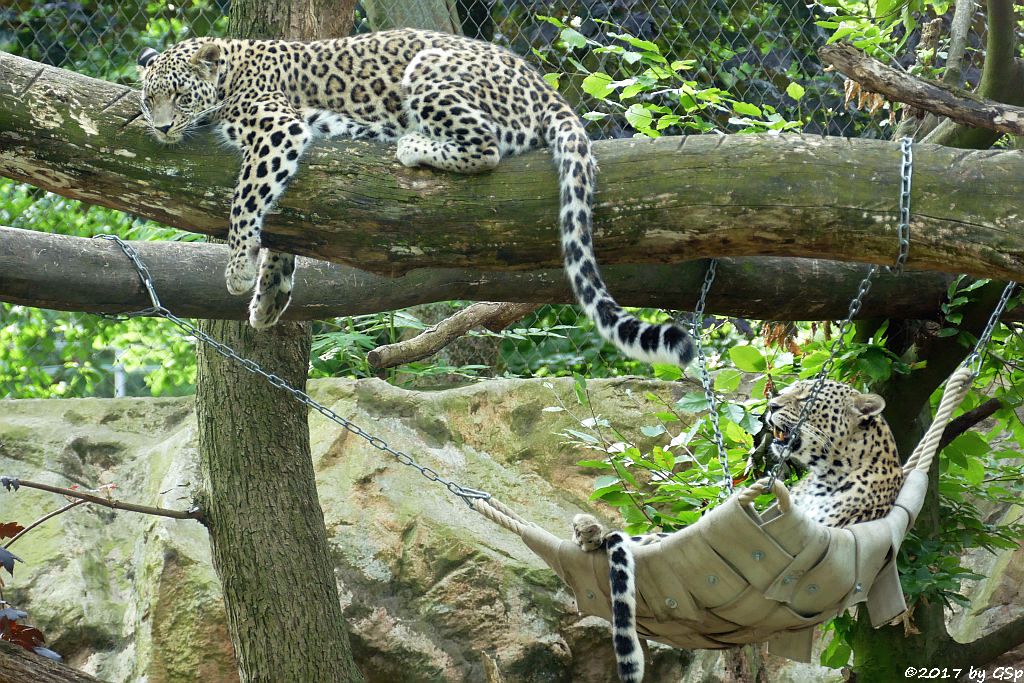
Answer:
xmin=537 ymin=15 xmax=802 ymax=137
xmin=0 ymin=1 xmax=224 ymax=398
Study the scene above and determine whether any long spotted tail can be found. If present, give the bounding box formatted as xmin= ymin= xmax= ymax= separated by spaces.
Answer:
xmin=547 ymin=109 xmax=694 ymax=367
xmin=606 ymin=532 xmax=643 ymax=682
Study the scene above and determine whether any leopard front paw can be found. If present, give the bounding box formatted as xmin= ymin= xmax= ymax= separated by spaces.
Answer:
xmin=396 ymin=134 xmax=425 ymax=168
xmin=572 ymin=513 xmax=606 ymax=552
xmin=225 ymin=254 xmax=258 ymax=295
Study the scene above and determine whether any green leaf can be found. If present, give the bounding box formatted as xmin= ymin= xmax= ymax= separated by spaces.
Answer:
xmin=855 ymin=348 xmax=892 ymax=382
xmin=676 ymin=392 xmax=710 ymax=413
xmin=714 ymin=368 xmax=743 ymax=393
xmin=609 ymin=32 xmax=659 ymax=53
xmin=820 ymin=631 xmax=852 ymax=668
xmin=732 ymin=101 xmax=762 ymax=117
xmin=641 ymin=424 xmax=667 ymax=437
xmin=785 ymin=82 xmax=805 ymax=101
xmin=624 ymin=103 xmax=654 ymax=131
xmin=652 ymin=447 xmax=674 ymax=470
xmin=653 ymin=364 xmax=683 ymax=381
xmin=581 ymin=71 xmax=615 ymax=99
xmin=542 ymin=72 xmax=560 ymax=89
xmin=560 ymin=28 xmax=587 ymax=49
xmin=729 ymin=346 xmax=766 ymax=372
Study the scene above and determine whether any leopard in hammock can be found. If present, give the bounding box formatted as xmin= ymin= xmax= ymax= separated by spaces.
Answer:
xmin=136 ymin=29 xmax=696 ymax=367
xmin=572 ymin=378 xmax=904 ymax=682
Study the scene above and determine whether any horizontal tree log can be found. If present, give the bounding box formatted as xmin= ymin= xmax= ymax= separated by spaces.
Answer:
xmin=0 ymin=226 xmax=964 ymax=321
xmin=1 ymin=52 xmax=1023 ymax=287
xmin=819 ymin=43 xmax=1024 ymax=136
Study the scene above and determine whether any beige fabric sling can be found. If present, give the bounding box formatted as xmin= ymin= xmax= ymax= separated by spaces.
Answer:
xmin=472 ymin=367 xmax=974 ymax=662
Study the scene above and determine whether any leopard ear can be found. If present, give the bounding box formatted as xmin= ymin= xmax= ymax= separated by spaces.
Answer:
xmin=136 ymin=47 xmax=159 ymax=79
xmin=190 ymin=42 xmax=221 ymax=77
xmin=851 ymin=392 xmax=885 ymax=418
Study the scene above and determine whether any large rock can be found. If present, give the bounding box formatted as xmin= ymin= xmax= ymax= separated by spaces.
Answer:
xmin=0 ymin=377 xmax=841 ymax=682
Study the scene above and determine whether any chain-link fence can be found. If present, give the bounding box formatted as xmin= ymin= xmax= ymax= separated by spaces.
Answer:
xmin=1 ymin=0 xmax=902 ymax=397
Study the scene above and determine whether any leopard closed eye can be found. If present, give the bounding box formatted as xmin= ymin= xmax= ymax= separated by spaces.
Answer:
xmin=136 ymin=29 xmax=696 ymax=366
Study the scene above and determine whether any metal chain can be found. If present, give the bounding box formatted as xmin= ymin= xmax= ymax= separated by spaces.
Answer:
xmin=768 ymin=138 xmax=914 ymax=484
xmin=94 ymin=235 xmax=492 ymax=508
xmin=888 ymin=137 xmax=913 ymax=275
xmin=961 ymin=281 xmax=1018 ymax=376
xmin=690 ymin=259 xmax=731 ymax=493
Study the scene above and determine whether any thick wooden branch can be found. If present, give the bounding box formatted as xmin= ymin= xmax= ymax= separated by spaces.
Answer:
xmin=0 ymin=641 xmax=101 ymax=683
xmin=366 ymin=301 xmax=538 ymax=369
xmin=819 ymin=43 xmax=1024 ymax=136
xmin=2 ymin=54 xmax=1024 ymax=284
xmin=0 ymin=226 xmax=964 ymax=321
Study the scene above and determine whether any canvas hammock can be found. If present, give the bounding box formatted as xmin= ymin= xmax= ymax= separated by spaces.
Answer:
xmin=470 ymin=366 xmax=975 ymax=663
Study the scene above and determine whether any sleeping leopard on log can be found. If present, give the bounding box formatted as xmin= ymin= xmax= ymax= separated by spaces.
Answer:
xmin=573 ymin=378 xmax=903 ymax=682
xmin=136 ymin=29 xmax=695 ymax=367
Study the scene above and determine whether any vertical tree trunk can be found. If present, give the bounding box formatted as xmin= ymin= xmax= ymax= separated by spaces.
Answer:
xmin=195 ymin=2 xmax=363 ymax=681
xmin=362 ymin=0 xmax=461 ymax=32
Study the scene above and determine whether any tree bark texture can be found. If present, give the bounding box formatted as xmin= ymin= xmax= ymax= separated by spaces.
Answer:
xmin=0 ymin=641 xmax=102 ymax=683
xmin=0 ymin=226 xmax=964 ymax=322
xmin=3 ymin=52 xmax=1024 ymax=282
xmin=193 ymin=1 xmax=363 ymax=682
xmin=361 ymin=0 xmax=461 ymax=33
xmin=229 ymin=0 xmax=358 ymax=40
xmin=196 ymin=321 xmax=363 ymax=682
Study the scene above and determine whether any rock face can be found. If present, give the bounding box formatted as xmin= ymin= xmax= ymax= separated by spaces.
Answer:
xmin=0 ymin=377 xmax=845 ymax=682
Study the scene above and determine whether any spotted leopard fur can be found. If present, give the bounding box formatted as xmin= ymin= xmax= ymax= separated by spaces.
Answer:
xmin=573 ymin=379 xmax=903 ymax=681
xmin=136 ymin=29 xmax=695 ymax=366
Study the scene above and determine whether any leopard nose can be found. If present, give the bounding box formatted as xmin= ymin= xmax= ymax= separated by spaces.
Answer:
xmin=156 ymin=124 xmax=172 ymax=134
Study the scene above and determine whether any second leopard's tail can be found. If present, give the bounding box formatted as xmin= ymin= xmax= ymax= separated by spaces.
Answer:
xmin=546 ymin=106 xmax=695 ymax=367
xmin=605 ymin=532 xmax=643 ymax=682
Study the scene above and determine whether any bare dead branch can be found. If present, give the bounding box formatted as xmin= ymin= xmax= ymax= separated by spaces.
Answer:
xmin=820 ymin=43 xmax=1024 ymax=136
xmin=367 ymin=302 xmax=538 ymax=369
xmin=1 ymin=478 xmax=203 ymax=523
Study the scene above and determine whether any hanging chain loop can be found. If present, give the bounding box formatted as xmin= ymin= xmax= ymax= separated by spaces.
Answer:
xmin=92 ymin=234 xmax=493 ymax=509
xmin=690 ymin=259 xmax=731 ymax=493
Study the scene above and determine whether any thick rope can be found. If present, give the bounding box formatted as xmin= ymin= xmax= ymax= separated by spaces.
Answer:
xmin=472 ymin=498 xmax=533 ymax=536
xmin=902 ymin=367 xmax=975 ymax=475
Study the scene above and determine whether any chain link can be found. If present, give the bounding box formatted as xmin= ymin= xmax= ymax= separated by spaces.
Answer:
xmin=961 ymin=281 xmax=1018 ymax=376
xmin=690 ymin=259 xmax=731 ymax=493
xmin=93 ymin=235 xmax=492 ymax=508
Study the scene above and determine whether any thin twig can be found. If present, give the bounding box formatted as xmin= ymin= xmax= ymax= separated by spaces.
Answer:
xmin=2 ymin=478 xmax=203 ymax=522
xmin=4 ymin=499 xmax=87 ymax=550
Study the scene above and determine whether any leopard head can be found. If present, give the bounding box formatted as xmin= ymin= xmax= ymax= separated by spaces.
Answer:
xmin=765 ymin=379 xmax=889 ymax=473
xmin=137 ymin=40 xmax=224 ymax=143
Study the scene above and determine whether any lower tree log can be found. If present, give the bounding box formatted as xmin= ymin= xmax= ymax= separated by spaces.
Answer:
xmin=3 ymin=51 xmax=1024 ymax=282
xmin=0 ymin=226 xmax=964 ymax=321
